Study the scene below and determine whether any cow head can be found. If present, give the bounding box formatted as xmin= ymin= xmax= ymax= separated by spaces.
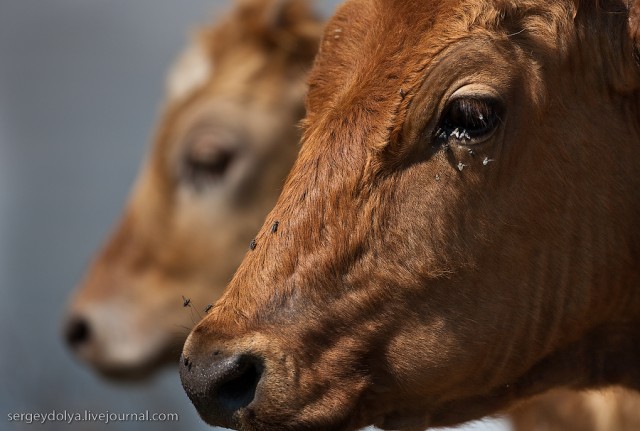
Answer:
xmin=180 ymin=0 xmax=640 ymax=430
xmin=63 ymin=0 xmax=321 ymax=381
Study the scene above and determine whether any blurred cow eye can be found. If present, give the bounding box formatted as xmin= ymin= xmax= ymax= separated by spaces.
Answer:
xmin=182 ymin=130 xmax=235 ymax=185
xmin=435 ymin=97 xmax=502 ymax=144
xmin=182 ymin=130 xmax=235 ymax=186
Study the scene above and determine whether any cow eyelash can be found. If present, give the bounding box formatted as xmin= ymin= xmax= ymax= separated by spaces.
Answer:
xmin=434 ymin=97 xmax=503 ymax=145
xmin=181 ymin=129 xmax=236 ymax=185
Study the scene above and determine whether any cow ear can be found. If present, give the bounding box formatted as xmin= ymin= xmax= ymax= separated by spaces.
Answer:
xmin=234 ymin=0 xmax=322 ymax=51
xmin=630 ymin=0 xmax=640 ymax=60
xmin=264 ymin=0 xmax=304 ymax=32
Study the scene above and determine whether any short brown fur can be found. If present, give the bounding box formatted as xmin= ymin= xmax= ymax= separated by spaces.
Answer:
xmin=181 ymin=0 xmax=640 ymax=430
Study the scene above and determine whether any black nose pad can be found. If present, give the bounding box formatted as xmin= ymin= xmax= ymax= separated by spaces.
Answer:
xmin=180 ymin=352 xmax=264 ymax=427
xmin=65 ymin=316 xmax=91 ymax=349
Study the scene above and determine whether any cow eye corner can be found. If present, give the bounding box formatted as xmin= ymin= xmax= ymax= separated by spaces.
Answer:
xmin=434 ymin=96 xmax=504 ymax=145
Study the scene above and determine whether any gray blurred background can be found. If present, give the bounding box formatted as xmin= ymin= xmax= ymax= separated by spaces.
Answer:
xmin=0 ymin=1 xmax=508 ymax=430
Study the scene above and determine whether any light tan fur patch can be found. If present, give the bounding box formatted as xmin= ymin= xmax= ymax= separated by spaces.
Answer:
xmin=166 ymin=38 xmax=212 ymax=103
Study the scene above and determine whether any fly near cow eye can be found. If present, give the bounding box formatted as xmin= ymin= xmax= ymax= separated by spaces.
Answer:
xmin=435 ymin=97 xmax=502 ymax=144
xmin=182 ymin=130 xmax=235 ymax=184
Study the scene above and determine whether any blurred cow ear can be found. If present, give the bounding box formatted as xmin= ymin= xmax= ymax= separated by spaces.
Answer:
xmin=247 ymin=0 xmax=317 ymax=30
xmin=235 ymin=0 xmax=322 ymax=63
xmin=264 ymin=0 xmax=301 ymax=31
xmin=234 ymin=0 xmax=318 ymax=32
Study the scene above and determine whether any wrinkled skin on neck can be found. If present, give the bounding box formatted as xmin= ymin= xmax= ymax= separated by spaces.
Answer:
xmin=183 ymin=0 xmax=640 ymax=429
xmin=64 ymin=0 xmax=321 ymax=381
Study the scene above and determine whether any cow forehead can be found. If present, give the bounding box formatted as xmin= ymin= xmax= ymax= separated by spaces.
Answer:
xmin=305 ymin=0 xmax=571 ymax=151
xmin=304 ymin=0 xmax=470 ymax=153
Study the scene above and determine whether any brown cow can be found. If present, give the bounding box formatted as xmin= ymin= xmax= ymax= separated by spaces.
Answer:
xmin=63 ymin=0 xmax=321 ymax=380
xmin=180 ymin=0 xmax=640 ymax=430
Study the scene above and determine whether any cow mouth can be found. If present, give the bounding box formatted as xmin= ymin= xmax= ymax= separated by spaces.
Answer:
xmin=91 ymin=342 xmax=182 ymax=383
xmin=96 ymin=364 xmax=159 ymax=383
xmin=228 ymin=411 xmax=360 ymax=431
xmin=211 ymin=390 xmax=373 ymax=431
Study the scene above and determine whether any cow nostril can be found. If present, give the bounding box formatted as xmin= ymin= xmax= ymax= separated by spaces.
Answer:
xmin=180 ymin=352 xmax=264 ymax=426
xmin=216 ymin=356 xmax=263 ymax=413
xmin=65 ymin=316 xmax=91 ymax=349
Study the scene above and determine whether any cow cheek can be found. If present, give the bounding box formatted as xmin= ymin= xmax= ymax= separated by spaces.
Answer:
xmin=383 ymin=317 xmax=470 ymax=397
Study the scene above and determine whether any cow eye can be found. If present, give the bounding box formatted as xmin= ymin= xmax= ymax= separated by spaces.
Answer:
xmin=182 ymin=130 xmax=235 ymax=185
xmin=435 ymin=97 xmax=502 ymax=144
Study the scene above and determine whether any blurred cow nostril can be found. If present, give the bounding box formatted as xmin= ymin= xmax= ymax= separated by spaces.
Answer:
xmin=216 ymin=356 xmax=263 ymax=412
xmin=65 ymin=316 xmax=91 ymax=349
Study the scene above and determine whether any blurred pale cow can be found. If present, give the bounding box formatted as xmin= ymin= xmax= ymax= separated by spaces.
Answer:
xmin=64 ymin=0 xmax=322 ymax=380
